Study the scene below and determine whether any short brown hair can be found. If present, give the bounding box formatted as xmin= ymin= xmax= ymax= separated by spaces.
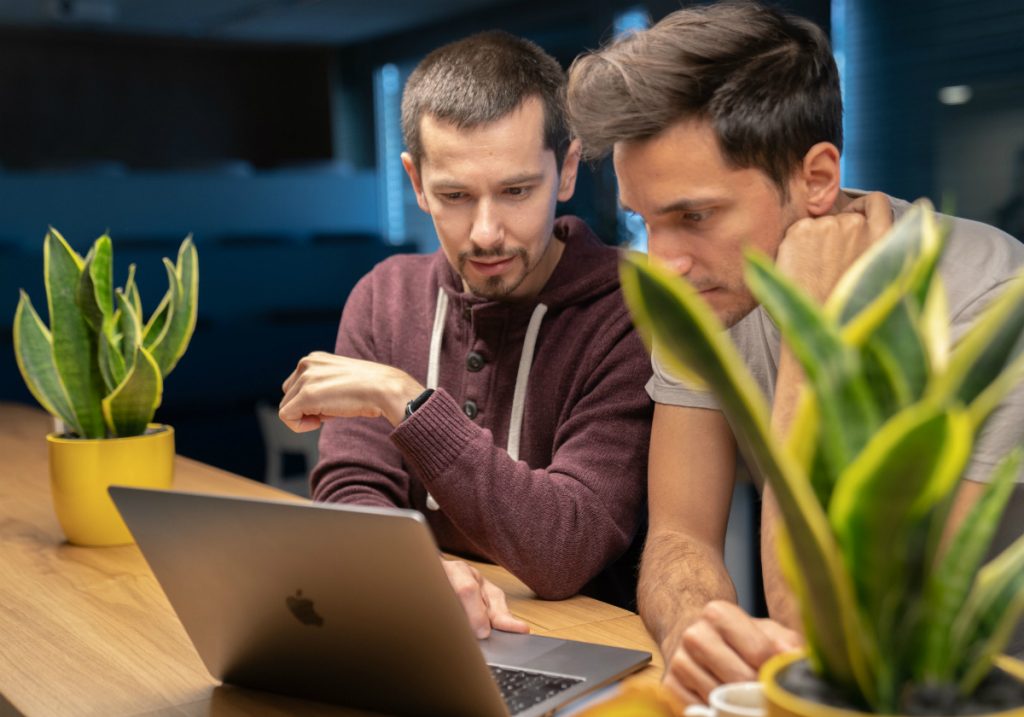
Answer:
xmin=401 ymin=31 xmax=570 ymax=169
xmin=567 ymin=1 xmax=842 ymax=197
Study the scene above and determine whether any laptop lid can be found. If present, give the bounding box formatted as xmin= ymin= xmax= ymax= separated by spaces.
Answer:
xmin=110 ymin=487 xmax=649 ymax=717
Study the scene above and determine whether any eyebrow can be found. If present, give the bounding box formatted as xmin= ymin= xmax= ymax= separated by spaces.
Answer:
xmin=429 ymin=180 xmax=468 ymax=191
xmin=620 ymin=197 xmax=724 ymax=216
xmin=499 ymin=172 xmax=545 ymax=186
xmin=429 ymin=173 xmax=545 ymax=191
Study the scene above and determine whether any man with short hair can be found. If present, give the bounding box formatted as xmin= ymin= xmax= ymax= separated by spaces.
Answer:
xmin=280 ymin=31 xmax=652 ymax=635
xmin=567 ymin=0 xmax=1024 ymax=704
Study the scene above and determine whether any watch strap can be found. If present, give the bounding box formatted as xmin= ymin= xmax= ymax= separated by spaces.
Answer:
xmin=404 ymin=388 xmax=435 ymax=419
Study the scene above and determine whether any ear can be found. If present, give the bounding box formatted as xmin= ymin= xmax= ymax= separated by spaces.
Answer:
xmin=556 ymin=139 xmax=583 ymax=202
xmin=794 ymin=142 xmax=841 ymax=217
xmin=401 ymin=152 xmax=431 ymax=214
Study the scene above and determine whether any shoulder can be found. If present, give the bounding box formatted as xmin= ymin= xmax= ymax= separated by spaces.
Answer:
xmin=349 ymin=252 xmax=441 ymax=298
xmin=556 ymin=215 xmax=620 ymax=261
xmin=363 ymin=251 xmax=439 ymax=283
xmin=342 ymin=251 xmax=444 ymax=324
xmin=554 ymin=216 xmax=621 ymax=272
xmin=885 ymin=194 xmax=1024 ymax=328
xmin=938 ymin=213 xmax=1024 ymax=327
xmin=541 ymin=217 xmax=624 ymax=307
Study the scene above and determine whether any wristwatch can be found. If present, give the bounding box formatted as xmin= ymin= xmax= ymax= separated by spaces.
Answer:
xmin=404 ymin=388 xmax=435 ymax=420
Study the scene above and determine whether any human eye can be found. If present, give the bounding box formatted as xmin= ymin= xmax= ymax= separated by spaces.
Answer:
xmin=504 ymin=186 xmax=531 ymax=199
xmin=439 ymin=191 xmax=467 ymax=202
xmin=680 ymin=209 xmax=712 ymax=224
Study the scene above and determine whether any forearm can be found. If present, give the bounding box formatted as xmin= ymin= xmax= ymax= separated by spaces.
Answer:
xmin=760 ymin=490 xmax=802 ymax=630
xmin=311 ymin=466 xmax=402 ymax=507
xmin=310 ymin=417 xmax=411 ymax=508
xmin=638 ymin=529 xmax=737 ymax=659
xmin=763 ymin=346 xmax=803 ymax=627
xmin=393 ymin=389 xmax=646 ymax=599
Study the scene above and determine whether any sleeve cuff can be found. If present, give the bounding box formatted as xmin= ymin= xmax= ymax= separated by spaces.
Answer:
xmin=390 ymin=388 xmax=478 ymax=477
xmin=646 ymin=373 xmax=721 ymax=409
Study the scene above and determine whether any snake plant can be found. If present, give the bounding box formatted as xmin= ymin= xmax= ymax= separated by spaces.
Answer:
xmin=13 ymin=228 xmax=198 ymax=438
xmin=621 ymin=200 xmax=1024 ymax=713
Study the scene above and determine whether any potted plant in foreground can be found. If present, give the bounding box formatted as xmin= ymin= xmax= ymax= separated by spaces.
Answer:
xmin=13 ymin=228 xmax=198 ymax=546
xmin=609 ymin=200 xmax=1024 ymax=716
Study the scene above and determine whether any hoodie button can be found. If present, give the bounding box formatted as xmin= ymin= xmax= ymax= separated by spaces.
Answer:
xmin=462 ymin=400 xmax=478 ymax=419
xmin=466 ymin=351 xmax=485 ymax=372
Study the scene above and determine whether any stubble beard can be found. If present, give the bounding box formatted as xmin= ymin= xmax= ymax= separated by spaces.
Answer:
xmin=458 ymin=246 xmax=531 ymax=300
xmin=718 ymin=299 xmax=758 ymax=329
xmin=689 ymin=278 xmax=757 ymax=329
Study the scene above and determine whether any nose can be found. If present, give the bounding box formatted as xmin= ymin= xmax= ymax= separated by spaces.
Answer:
xmin=469 ymin=198 xmax=503 ymax=251
xmin=648 ymin=232 xmax=695 ymax=277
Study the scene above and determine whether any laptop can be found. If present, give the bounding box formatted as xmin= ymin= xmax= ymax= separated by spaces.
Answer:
xmin=109 ymin=487 xmax=651 ymax=717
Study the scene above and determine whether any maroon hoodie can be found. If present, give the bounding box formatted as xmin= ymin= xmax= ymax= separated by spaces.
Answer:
xmin=311 ymin=216 xmax=652 ymax=601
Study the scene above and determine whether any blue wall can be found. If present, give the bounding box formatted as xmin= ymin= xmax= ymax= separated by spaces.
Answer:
xmin=0 ymin=167 xmax=413 ymax=480
xmin=0 ymin=167 xmax=379 ymax=242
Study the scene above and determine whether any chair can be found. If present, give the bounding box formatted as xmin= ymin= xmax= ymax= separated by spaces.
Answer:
xmin=255 ymin=401 xmax=319 ymax=497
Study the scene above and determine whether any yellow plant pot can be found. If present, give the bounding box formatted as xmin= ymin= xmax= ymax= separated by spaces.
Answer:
xmin=48 ymin=425 xmax=175 ymax=546
xmin=761 ymin=651 xmax=1024 ymax=717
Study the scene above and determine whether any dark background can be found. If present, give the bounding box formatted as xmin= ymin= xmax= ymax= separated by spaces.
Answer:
xmin=1 ymin=0 xmax=1021 ymax=482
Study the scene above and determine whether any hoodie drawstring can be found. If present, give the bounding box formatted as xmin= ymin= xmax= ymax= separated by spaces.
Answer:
xmin=421 ymin=287 xmax=547 ymax=511
xmin=426 ymin=289 xmax=449 ymax=391
xmin=506 ymin=303 xmax=547 ymax=462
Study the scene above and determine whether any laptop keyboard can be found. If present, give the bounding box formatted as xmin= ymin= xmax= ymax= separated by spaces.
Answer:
xmin=489 ymin=665 xmax=583 ymax=715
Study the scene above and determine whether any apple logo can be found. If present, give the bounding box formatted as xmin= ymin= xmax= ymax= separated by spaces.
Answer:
xmin=286 ymin=589 xmax=324 ymax=627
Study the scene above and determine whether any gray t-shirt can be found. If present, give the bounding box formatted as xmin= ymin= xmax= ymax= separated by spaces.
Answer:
xmin=648 ymin=192 xmax=1024 ymax=655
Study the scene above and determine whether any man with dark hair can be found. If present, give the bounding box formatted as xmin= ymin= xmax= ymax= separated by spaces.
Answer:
xmin=280 ymin=31 xmax=652 ymax=634
xmin=567 ymin=0 xmax=1024 ymax=704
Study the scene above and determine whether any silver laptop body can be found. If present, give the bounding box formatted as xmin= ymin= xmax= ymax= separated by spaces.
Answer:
xmin=110 ymin=487 xmax=650 ymax=717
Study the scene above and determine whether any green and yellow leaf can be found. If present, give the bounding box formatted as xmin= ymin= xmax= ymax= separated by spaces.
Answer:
xmin=620 ymin=253 xmax=871 ymax=700
xmin=745 ymin=250 xmax=880 ymax=497
xmin=931 ymin=274 xmax=1024 ymax=415
xmin=148 ymin=238 xmax=198 ymax=376
xmin=101 ymin=344 xmax=163 ymax=437
xmin=952 ymin=533 xmax=1024 ymax=692
xmin=45 ymin=227 xmax=105 ymax=438
xmin=13 ymin=290 xmax=78 ymax=430
xmin=75 ymin=234 xmax=113 ymax=333
xmin=919 ymin=448 xmax=1023 ymax=681
xmin=827 ymin=200 xmax=944 ymax=330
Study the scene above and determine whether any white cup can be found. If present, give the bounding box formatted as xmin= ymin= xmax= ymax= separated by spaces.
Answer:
xmin=683 ymin=681 xmax=765 ymax=717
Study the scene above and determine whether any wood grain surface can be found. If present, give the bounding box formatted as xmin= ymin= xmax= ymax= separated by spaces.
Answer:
xmin=0 ymin=402 xmax=660 ymax=716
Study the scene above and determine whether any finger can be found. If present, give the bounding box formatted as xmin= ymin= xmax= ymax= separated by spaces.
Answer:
xmin=279 ymin=376 xmax=305 ymax=417
xmin=490 ymin=613 xmax=530 ymax=634
xmin=282 ymin=352 xmax=320 ymax=395
xmin=481 ymin=581 xmax=530 ymax=634
xmin=845 ymin=191 xmax=892 ymax=239
xmin=297 ymin=414 xmax=323 ymax=432
xmin=862 ymin=192 xmax=893 ymax=240
xmin=667 ymin=643 xmax=720 ymax=704
xmin=281 ymin=367 xmax=300 ymax=395
xmin=278 ymin=394 xmax=314 ymax=433
xmin=700 ymin=602 xmax=783 ymax=675
xmin=680 ymin=616 xmax=759 ymax=686
xmin=278 ymin=370 xmax=338 ymax=426
xmin=662 ymin=668 xmax=703 ymax=710
xmin=278 ymin=400 xmax=303 ymax=432
xmin=455 ymin=583 xmax=493 ymax=639
xmin=443 ymin=561 xmax=492 ymax=639
xmin=755 ymin=618 xmax=803 ymax=652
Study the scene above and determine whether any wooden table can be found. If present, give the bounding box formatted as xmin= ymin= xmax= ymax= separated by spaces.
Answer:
xmin=0 ymin=402 xmax=661 ymax=716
